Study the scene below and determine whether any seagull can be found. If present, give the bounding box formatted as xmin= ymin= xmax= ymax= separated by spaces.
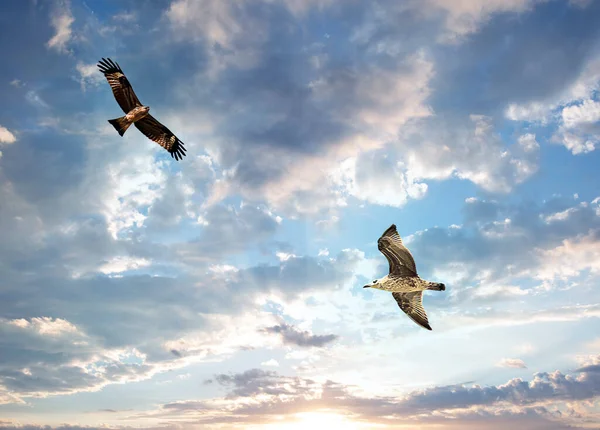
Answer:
xmin=364 ymin=224 xmax=445 ymax=330
xmin=97 ymin=58 xmax=187 ymax=161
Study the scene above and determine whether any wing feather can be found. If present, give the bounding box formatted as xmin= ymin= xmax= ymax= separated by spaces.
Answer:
xmin=392 ymin=291 xmax=431 ymax=330
xmin=134 ymin=114 xmax=187 ymax=161
xmin=377 ymin=224 xmax=417 ymax=277
xmin=97 ymin=57 xmax=142 ymax=113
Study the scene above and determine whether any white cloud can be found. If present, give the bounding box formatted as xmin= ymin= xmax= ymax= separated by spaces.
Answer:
xmin=561 ymin=99 xmax=600 ymax=127
xmin=261 ymin=359 xmax=280 ymax=367
xmin=98 ymin=152 xmax=167 ymax=239
xmin=399 ymin=116 xmax=540 ymax=193
xmin=6 ymin=316 xmax=82 ymax=337
xmin=98 ymin=256 xmax=151 ymax=275
xmin=505 ymin=57 xmax=600 ymax=154
xmin=46 ymin=0 xmax=74 ymax=54
xmin=557 ymin=130 xmax=597 ymax=154
xmin=330 ymin=154 xmax=428 ymax=208
xmin=0 ymin=125 xmax=16 ymax=144
xmin=497 ymin=358 xmax=527 ymax=368
xmin=223 ymin=52 xmax=435 ymax=214
xmin=209 ymin=264 xmax=238 ymax=274
xmin=163 ymin=312 xmax=282 ymax=360
xmin=425 ymin=0 xmax=546 ymax=43
xmin=276 ymin=252 xmax=296 ymax=262
xmin=535 ymin=229 xmax=600 ymax=280
xmin=505 ymin=101 xmax=554 ymax=124
xmin=76 ymin=62 xmax=104 ymax=91
xmin=552 ymin=99 xmax=600 ymax=154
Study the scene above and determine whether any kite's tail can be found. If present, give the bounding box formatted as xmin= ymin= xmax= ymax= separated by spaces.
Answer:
xmin=108 ymin=116 xmax=132 ymax=137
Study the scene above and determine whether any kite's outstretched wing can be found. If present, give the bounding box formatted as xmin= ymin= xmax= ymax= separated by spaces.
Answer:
xmin=377 ymin=224 xmax=418 ymax=277
xmin=97 ymin=58 xmax=142 ymax=113
xmin=134 ymin=114 xmax=187 ymax=161
xmin=392 ymin=291 xmax=431 ymax=330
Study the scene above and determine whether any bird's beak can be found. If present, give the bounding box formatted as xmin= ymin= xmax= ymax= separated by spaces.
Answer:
xmin=363 ymin=285 xmax=370 ymax=288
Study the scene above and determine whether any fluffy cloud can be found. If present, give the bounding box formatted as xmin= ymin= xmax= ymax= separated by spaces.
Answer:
xmin=161 ymin=1 xmax=438 ymax=215
xmin=497 ymin=358 xmax=528 ymax=369
xmin=397 ymin=116 xmax=539 ymax=193
xmin=0 ymin=317 xmax=163 ymax=404
xmin=535 ymin=229 xmax=600 ymax=280
xmin=505 ymin=52 xmax=600 ymax=154
xmin=75 ymin=62 xmax=105 ymax=91
xmin=0 ymin=125 xmax=16 ymax=144
xmin=561 ymin=99 xmax=600 ymax=128
xmin=153 ymin=0 xmax=597 ymax=219
xmin=208 ymin=51 xmax=435 ymax=214
xmin=46 ymin=0 xmax=74 ymax=54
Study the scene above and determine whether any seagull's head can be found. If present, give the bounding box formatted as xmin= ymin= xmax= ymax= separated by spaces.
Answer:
xmin=363 ymin=279 xmax=379 ymax=289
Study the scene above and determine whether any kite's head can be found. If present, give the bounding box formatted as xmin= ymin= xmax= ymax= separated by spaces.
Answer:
xmin=143 ymin=105 xmax=150 ymax=113
xmin=363 ymin=279 xmax=379 ymax=289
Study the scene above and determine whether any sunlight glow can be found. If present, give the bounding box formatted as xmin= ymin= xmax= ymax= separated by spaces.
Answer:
xmin=266 ymin=412 xmax=377 ymax=430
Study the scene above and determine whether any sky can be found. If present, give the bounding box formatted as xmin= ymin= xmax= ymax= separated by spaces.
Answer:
xmin=0 ymin=0 xmax=600 ymax=429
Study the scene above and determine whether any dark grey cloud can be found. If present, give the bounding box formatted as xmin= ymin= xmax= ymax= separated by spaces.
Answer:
xmin=400 ymin=372 xmax=596 ymax=412
xmin=230 ymin=249 xmax=362 ymax=301
xmin=212 ymin=368 xmax=318 ymax=399
xmin=577 ymin=364 xmax=600 ymax=373
xmin=175 ymin=203 xmax=281 ymax=262
xmin=262 ymin=323 xmax=338 ymax=347
xmin=428 ymin=1 xmax=600 ymax=115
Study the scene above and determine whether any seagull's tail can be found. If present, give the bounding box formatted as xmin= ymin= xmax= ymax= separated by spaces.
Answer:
xmin=426 ymin=282 xmax=445 ymax=291
xmin=108 ymin=116 xmax=132 ymax=137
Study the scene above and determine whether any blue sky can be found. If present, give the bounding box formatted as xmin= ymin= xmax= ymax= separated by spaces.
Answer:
xmin=1 ymin=0 xmax=600 ymax=429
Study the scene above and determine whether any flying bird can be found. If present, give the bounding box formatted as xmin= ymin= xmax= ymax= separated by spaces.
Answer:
xmin=97 ymin=58 xmax=186 ymax=161
xmin=364 ymin=224 xmax=446 ymax=331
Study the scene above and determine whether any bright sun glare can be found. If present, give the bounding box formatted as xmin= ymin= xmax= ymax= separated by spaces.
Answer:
xmin=267 ymin=412 xmax=369 ymax=430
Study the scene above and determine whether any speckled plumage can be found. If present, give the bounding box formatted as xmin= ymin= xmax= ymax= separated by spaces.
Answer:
xmin=371 ymin=275 xmax=441 ymax=293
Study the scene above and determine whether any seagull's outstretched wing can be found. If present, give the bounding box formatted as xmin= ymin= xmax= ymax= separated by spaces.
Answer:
xmin=134 ymin=114 xmax=187 ymax=161
xmin=97 ymin=58 xmax=142 ymax=113
xmin=377 ymin=224 xmax=417 ymax=277
xmin=392 ymin=291 xmax=431 ymax=330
